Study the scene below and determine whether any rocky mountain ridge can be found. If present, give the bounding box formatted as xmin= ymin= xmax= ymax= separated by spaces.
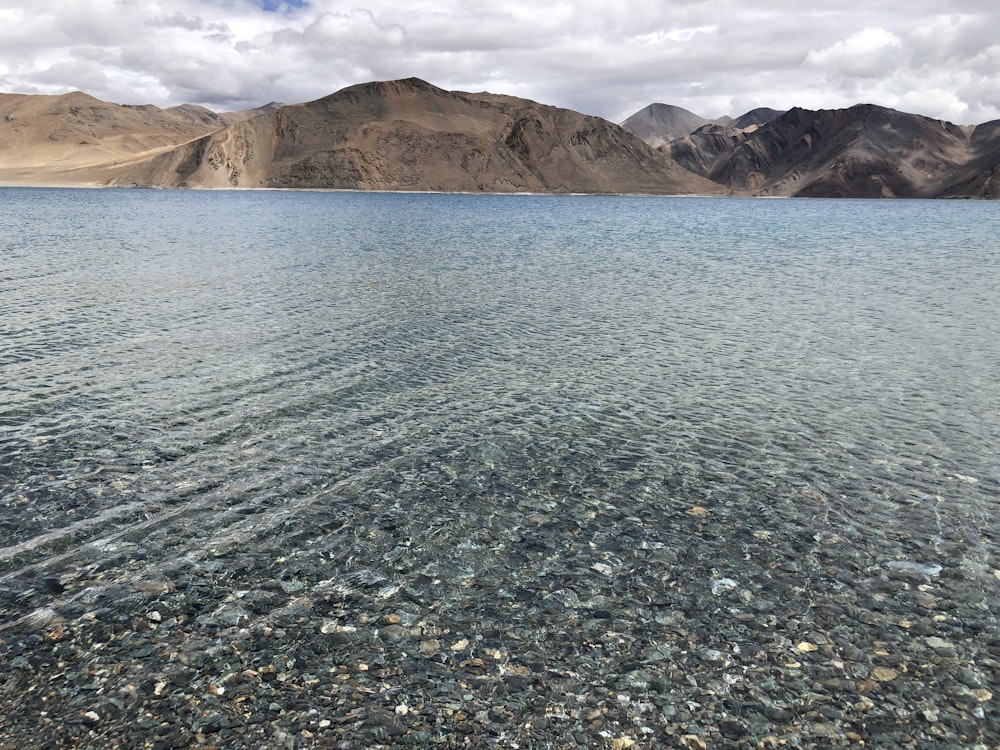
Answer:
xmin=104 ymin=78 xmax=722 ymax=194
xmin=0 ymin=80 xmax=722 ymax=195
xmin=659 ymin=104 xmax=999 ymax=198
xmin=1 ymin=80 xmax=997 ymax=197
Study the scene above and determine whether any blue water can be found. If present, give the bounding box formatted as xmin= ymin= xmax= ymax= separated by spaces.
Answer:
xmin=1 ymin=188 xmax=998 ymax=744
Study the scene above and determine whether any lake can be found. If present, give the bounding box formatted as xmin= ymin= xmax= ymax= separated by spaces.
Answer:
xmin=1 ymin=188 xmax=998 ymax=747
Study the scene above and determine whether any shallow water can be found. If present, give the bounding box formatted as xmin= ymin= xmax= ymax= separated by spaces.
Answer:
xmin=1 ymin=189 xmax=998 ymax=746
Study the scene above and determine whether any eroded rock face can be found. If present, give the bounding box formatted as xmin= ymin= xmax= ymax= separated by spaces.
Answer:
xmin=667 ymin=128 xmax=753 ymax=179
xmin=105 ymin=78 xmax=725 ymax=195
xmin=936 ymin=119 xmax=1000 ymax=199
xmin=669 ymin=104 xmax=999 ymax=199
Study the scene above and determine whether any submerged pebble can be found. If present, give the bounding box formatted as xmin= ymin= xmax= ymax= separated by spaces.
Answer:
xmin=711 ymin=577 xmax=738 ymax=595
xmin=883 ymin=560 xmax=943 ymax=577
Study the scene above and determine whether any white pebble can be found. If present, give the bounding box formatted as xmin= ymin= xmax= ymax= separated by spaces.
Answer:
xmin=711 ymin=577 xmax=737 ymax=595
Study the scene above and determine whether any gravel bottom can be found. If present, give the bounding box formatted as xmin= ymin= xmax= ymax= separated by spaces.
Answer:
xmin=1 ymin=483 xmax=997 ymax=750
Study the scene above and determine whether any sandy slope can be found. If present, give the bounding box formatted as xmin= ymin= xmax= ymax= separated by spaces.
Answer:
xmin=0 ymin=92 xmax=220 ymax=173
xmin=0 ymin=93 xmax=280 ymax=187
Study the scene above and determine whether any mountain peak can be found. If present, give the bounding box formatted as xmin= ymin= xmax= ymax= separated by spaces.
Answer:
xmin=620 ymin=103 xmax=716 ymax=146
xmin=320 ymin=77 xmax=446 ymax=102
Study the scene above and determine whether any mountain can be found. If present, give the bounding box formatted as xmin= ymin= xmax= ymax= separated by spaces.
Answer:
xmin=936 ymin=119 xmax=1000 ymax=199
xmin=636 ymin=105 xmax=784 ymax=179
xmin=619 ymin=103 xmax=726 ymax=147
xmin=103 ymin=78 xmax=724 ymax=195
xmin=667 ymin=125 xmax=754 ymax=179
xmin=218 ymin=101 xmax=285 ymax=127
xmin=682 ymin=104 xmax=982 ymax=198
xmin=0 ymin=92 xmax=223 ymax=184
xmin=620 ymin=103 xmax=784 ymax=149
xmin=731 ymin=107 xmax=785 ymax=130
xmin=2 ymin=83 xmax=998 ymax=198
xmin=122 ymin=102 xmax=227 ymax=129
xmin=122 ymin=101 xmax=283 ymax=128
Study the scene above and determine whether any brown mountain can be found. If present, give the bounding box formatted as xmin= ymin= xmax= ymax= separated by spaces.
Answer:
xmin=121 ymin=101 xmax=282 ymax=129
xmin=218 ymin=101 xmax=285 ymax=127
xmin=103 ymin=78 xmax=724 ymax=194
xmin=0 ymin=91 xmax=223 ymax=184
xmin=670 ymin=103 xmax=998 ymax=198
xmin=122 ymin=102 xmax=227 ymax=129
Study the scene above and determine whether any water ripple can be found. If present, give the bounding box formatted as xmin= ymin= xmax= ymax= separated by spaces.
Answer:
xmin=1 ymin=190 xmax=998 ymax=641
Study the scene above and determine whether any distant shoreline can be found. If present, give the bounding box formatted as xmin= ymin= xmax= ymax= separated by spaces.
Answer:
xmin=4 ymin=182 xmax=987 ymax=199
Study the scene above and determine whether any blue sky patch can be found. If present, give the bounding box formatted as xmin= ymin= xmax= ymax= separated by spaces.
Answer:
xmin=259 ymin=0 xmax=308 ymax=12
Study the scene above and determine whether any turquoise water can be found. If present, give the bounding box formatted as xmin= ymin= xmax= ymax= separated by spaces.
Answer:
xmin=1 ymin=189 xmax=998 ymax=744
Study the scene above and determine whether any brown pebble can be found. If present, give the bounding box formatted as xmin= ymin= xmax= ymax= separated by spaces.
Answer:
xmin=45 ymin=625 xmax=66 ymax=641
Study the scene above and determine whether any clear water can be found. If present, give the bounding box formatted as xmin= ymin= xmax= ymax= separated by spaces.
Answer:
xmin=1 ymin=188 xmax=998 ymax=740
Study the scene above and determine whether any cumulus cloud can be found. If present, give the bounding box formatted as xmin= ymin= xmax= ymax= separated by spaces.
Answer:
xmin=0 ymin=0 xmax=997 ymax=124
xmin=147 ymin=12 xmax=231 ymax=34
xmin=805 ymin=28 xmax=905 ymax=78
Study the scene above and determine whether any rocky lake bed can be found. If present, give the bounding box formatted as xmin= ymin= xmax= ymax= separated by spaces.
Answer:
xmin=1 ymin=190 xmax=998 ymax=748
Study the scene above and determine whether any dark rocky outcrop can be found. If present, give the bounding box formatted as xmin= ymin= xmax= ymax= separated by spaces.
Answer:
xmin=664 ymin=103 xmax=999 ymax=198
xmin=668 ymin=126 xmax=754 ymax=179
xmin=936 ymin=119 xmax=1000 ymax=199
xmin=730 ymin=107 xmax=785 ymax=130
xmin=657 ymin=109 xmax=785 ymax=182
xmin=706 ymin=104 xmax=980 ymax=198
xmin=627 ymin=98 xmax=998 ymax=199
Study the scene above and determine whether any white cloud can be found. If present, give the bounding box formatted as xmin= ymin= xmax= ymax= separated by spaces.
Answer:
xmin=805 ymin=28 xmax=905 ymax=78
xmin=295 ymin=9 xmax=406 ymax=48
xmin=0 ymin=0 xmax=997 ymax=124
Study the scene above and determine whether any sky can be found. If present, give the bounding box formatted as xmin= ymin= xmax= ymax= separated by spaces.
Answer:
xmin=0 ymin=0 xmax=997 ymax=125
